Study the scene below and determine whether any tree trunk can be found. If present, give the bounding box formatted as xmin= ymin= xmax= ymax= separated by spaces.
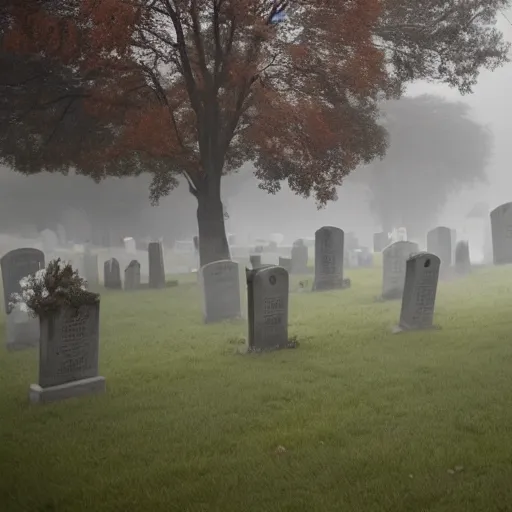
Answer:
xmin=196 ymin=187 xmax=231 ymax=268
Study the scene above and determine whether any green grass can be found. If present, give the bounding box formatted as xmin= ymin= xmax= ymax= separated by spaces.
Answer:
xmin=2 ymin=265 xmax=512 ymax=512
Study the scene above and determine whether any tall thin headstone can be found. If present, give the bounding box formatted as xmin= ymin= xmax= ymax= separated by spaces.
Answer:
xmin=1 ymin=248 xmax=45 ymax=350
xmin=396 ymin=252 xmax=440 ymax=331
xmin=382 ymin=241 xmax=419 ymax=299
xmin=124 ymin=260 xmax=141 ymax=290
xmin=1 ymin=248 xmax=45 ymax=314
xmin=103 ymin=258 xmax=121 ymax=289
xmin=148 ymin=242 xmax=165 ymax=288
xmin=200 ymin=260 xmax=241 ymax=323
xmin=490 ymin=202 xmax=512 ymax=264
xmin=313 ymin=226 xmax=346 ymax=291
xmin=426 ymin=226 xmax=452 ymax=268
xmin=247 ymin=266 xmax=289 ymax=351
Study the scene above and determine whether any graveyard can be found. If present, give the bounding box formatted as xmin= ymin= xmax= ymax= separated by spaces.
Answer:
xmin=2 ymin=261 xmax=512 ymax=512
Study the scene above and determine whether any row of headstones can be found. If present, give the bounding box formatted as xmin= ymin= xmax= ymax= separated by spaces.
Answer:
xmin=382 ymin=239 xmax=471 ymax=300
xmin=376 ymin=200 xmax=512 ymax=267
xmin=201 ymin=250 xmax=443 ymax=348
xmin=81 ymin=241 xmax=167 ymax=290
xmin=248 ymin=227 xmax=350 ymax=290
xmin=1 ymin=246 xmax=443 ymax=405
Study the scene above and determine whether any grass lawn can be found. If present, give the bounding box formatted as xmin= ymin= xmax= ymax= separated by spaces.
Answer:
xmin=2 ymin=265 xmax=512 ymax=512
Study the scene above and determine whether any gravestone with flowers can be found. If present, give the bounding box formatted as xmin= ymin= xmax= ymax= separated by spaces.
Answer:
xmin=10 ymin=259 xmax=106 ymax=404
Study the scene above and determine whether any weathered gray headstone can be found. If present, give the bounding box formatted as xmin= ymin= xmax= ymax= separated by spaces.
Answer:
xmin=124 ymin=260 xmax=141 ymax=290
xmin=490 ymin=202 xmax=512 ymax=265
xmin=6 ymin=304 xmax=40 ymax=351
xmin=29 ymin=302 xmax=105 ymax=404
xmin=247 ymin=266 xmax=289 ymax=351
xmin=426 ymin=226 xmax=452 ymax=268
xmin=313 ymin=226 xmax=346 ymax=291
xmin=148 ymin=242 xmax=165 ymax=288
xmin=200 ymin=260 xmax=241 ymax=323
xmin=291 ymin=239 xmax=308 ymax=274
xmin=278 ymin=257 xmax=292 ymax=273
xmin=103 ymin=258 xmax=121 ymax=289
xmin=396 ymin=252 xmax=440 ymax=331
xmin=454 ymin=241 xmax=471 ymax=275
xmin=250 ymin=255 xmax=261 ymax=269
xmin=1 ymin=248 xmax=45 ymax=314
xmin=382 ymin=241 xmax=419 ymax=300
xmin=373 ymin=232 xmax=390 ymax=252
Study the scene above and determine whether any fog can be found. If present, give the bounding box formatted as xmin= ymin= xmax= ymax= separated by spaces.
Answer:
xmin=1 ymin=11 xmax=511 ymax=262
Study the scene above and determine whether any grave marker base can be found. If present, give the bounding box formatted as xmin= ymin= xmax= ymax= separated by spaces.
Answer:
xmin=29 ymin=376 xmax=106 ymax=404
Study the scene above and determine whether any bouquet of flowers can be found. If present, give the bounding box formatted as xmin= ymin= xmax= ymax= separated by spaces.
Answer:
xmin=9 ymin=258 xmax=98 ymax=318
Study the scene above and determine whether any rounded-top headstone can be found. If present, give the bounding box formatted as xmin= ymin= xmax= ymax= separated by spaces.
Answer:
xmin=248 ymin=266 xmax=289 ymax=351
xmin=1 ymin=248 xmax=45 ymax=314
xmin=199 ymin=259 xmax=241 ymax=323
xmin=398 ymin=252 xmax=441 ymax=330
xmin=382 ymin=241 xmax=419 ymax=299
xmin=314 ymin=226 xmax=344 ymax=291
xmin=490 ymin=202 xmax=512 ymax=265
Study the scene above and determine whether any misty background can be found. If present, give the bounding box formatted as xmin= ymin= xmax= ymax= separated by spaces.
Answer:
xmin=2 ymin=12 xmax=511 ymax=256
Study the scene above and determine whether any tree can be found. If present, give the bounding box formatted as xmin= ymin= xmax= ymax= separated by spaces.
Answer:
xmin=354 ymin=95 xmax=492 ymax=237
xmin=0 ymin=0 xmax=509 ymax=265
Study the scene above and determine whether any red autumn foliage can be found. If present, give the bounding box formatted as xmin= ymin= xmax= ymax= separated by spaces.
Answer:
xmin=0 ymin=0 xmax=509 ymax=264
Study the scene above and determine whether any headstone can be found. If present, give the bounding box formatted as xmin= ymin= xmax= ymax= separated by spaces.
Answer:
xmin=6 ymin=304 xmax=40 ymax=351
xmin=123 ymin=237 xmax=137 ymax=255
xmin=373 ymin=232 xmax=390 ymax=252
xmin=490 ymin=202 xmax=512 ymax=264
xmin=29 ymin=302 xmax=106 ymax=404
xmin=454 ymin=241 xmax=471 ymax=275
xmin=148 ymin=242 xmax=165 ymax=288
xmin=291 ymin=239 xmax=308 ymax=274
xmin=124 ymin=260 xmax=141 ymax=290
xmin=1 ymin=248 xmax=45 ymax=314
xmin=250 ymin=255 xmax=262 ymax=269
xmin=83 ymin=253 xmax=99 ymax=288
xmin=247 ymin=265 xmax=289 ymax=351
xmin=313 ymin=226 xmax=345 ymax=291
xmin=278 ymin=257 xmax=292 ymax=273
xmin=397 ymin=252 xmax=440 ymax=331
xmin=103 ymin=258 xmax=121 ymax=289
xmin=382 ymin=241 xmax=419 ymax=300
xmin=199 ymin=260 xmax=241 ymax=323
xmin=426 ymin=226 xmax=452 ymax=268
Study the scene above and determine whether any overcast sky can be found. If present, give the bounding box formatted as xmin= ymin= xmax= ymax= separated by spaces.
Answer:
xmin=407 ymin=8 xmax=512 ymax=212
